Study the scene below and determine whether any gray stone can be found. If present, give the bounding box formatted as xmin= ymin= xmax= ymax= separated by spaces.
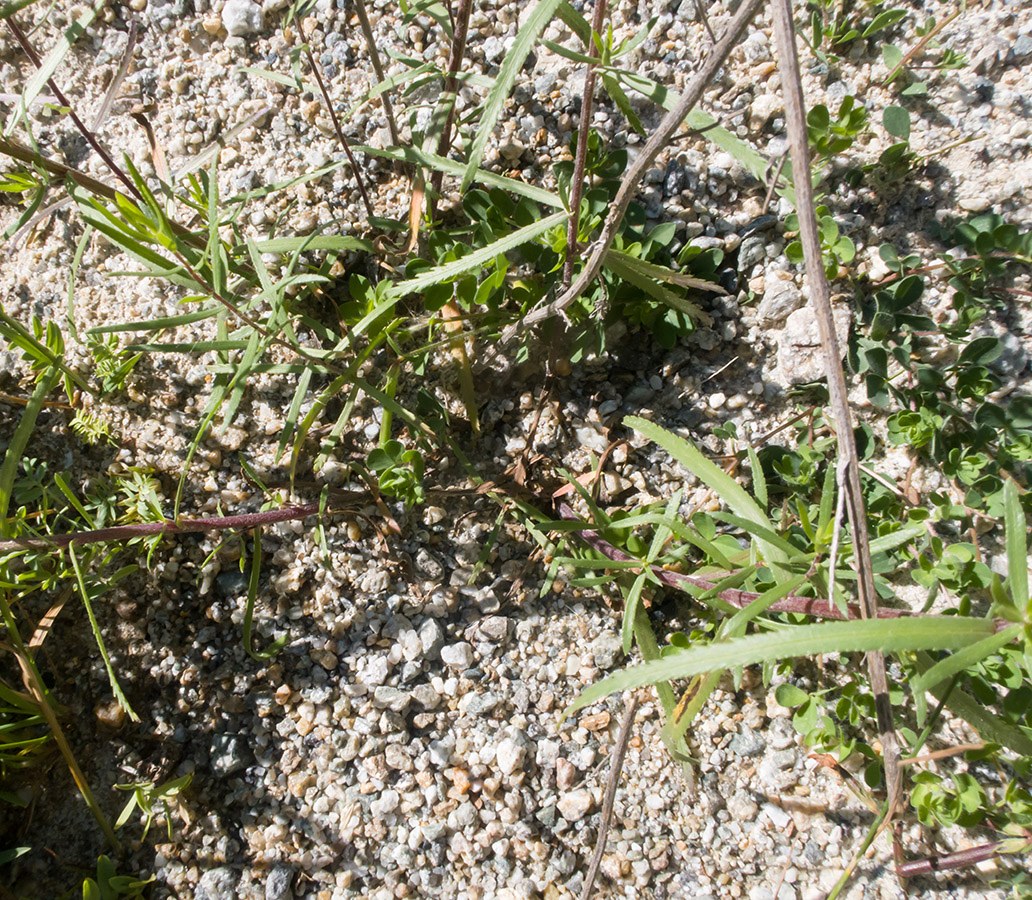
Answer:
xmin=592 ymin=633 xmax=623 ymax=670
xmin=370 ymin=788 xmax=400 ymax=816
xmin=738 ymin=235 xmax=767 ymax=269
xmin=429 ymin=735 xmax=455 ymax=766
xmin=221 ymin=0 xmax=263 ymax=36
xmin=987 ymin=329 xmax=1028 ymax=378
xmin=418 ymin=619 xmax=444 ymax=659
xmin=535 ymin=803 xmax=557 ymax=827
xmin=663 ymin=160 xmax=685 ymax=196
xmin=459 ymin=691 xmax=501 ymax=715
xmin=411 ymin=682 xmax=441 ymax=709
xmin=1012 ymin=34 xmax=1032 ymax=59
xmin=496 ymin=736 xmax=527 ymax=775
xmin=214 ymin=570 xmax=247 ymax=597
xmin=265 ymin=865 xmax=295 ymax=900
xmin=440 ymin=641 xmax=474 ymax=670
xmin=778 ymin=303 xmax=851 ymax=385
xmin=196 ymin=867 xmax=238 ymax=900
xmin=728 ymin=726 xmax=766 ymax=759
xmin=557 ymin=789 xmax=594 ymax=822
xmin=689 ymin=236 xmax=724 ymax=251
xmin=536 ymin=738 xmax=560 ymax=768
xmin=210 ymin=733 xmax=250 ymax=776
xmin=373 ymin=686 xmax=411 ymax=713
xmin=472 ymin=615 xmax=512 ymax=643
xmin=758 ymin=278 xmax=804 ymax=325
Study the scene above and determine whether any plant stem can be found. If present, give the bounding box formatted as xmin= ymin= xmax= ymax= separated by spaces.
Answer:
xmin=353 ymin=0 xmax=401 ymax=147
xmin=6 ymin=18 xmax=142 ymax=202
xmin=429 ymin=0 xmax=473 ymax=213
xmin=295 ymin=19 xmax=375 ymax=219
xmin=770 ymin=0 xmax=901 ymax=814
xmin=500 ymin=0 xmax=764 ymax=341
xmin=557 ymin=501 xmax=1012 ymax=629
xmin=563 ymin=0 xmax=607 ymax=290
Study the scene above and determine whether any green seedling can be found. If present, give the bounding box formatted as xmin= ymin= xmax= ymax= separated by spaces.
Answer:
xmin=786 ymin=205 xmax=856 ymax=277
xmin=114 ymin=773 xmax=193 ymax=841
xmin=367 ymin=440 xmax=426 ymax=507
xmin=82 ymin=855 xmax=154 ymax=900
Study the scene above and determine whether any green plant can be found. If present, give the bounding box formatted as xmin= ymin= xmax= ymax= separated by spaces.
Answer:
xmin=82 ymin=855 xmax=153 ymax=900
xmin=367 ymin=439 xmax=426 ymax=507
xmin=114 ymin=773 xmax=192 ymax=841
xmin=805 ymin=0 xmax=908 ymax=63
xmin=786 ymin=205 xmax=857 ymax=277
xmin=558 ymin=418 xmax=1032 ymax=887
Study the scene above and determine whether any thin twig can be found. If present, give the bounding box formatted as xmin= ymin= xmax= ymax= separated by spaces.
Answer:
xmin=761 ymin=151 xmax=788 ymax=216
xmin=580 ymin=694 xmax=639 ymax=900
xmin=896 ymin=840 xmax=1018 ymax=878
xmin=497 ymin=0 xmax=764 ymax=345
xmin=563 ymin=0 xmax=608 ymax=290
xmin=769 ymin=0 xmax=901 ymax=814
xmin=6 ymin=17 xmax=142 ymax=202
xmin=0 ymin=504 xmax=322 ymax=552
xmin=352 ymin=0 xmax=401 ymax=147
xmin=428 ymin=0 xmax=473 ymax=213
xmin=295 ymin=17 xmax=375 ymax=218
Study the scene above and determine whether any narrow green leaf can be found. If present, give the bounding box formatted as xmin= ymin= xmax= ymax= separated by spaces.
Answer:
xmin=68 ymin=547 xmax=139 ymax=723
xmin=626 ymin=416 xmax=786 ymax=566
xmin=564 ymin=616 xmax=997 ymax=718
xmin=242 ymin=530 xmax=287 ymax=660
xmin=1004 ymin=480 xmax=1029 ymax=614
xmin=4 ymin=5 xmax=97 ymax=136
xmin=357 ymin=144 xmax=562 ymax=208
xmin=0 ymin=0 xmax=39 ymax=21
xmin=911 ymin=625 xmax=1022 ymax=724
xmin=250 ymin=235 xmax=373 ymax=254
xmin=0 ymin=367 xmax=60 ymax=537
xmin=917 ymin=651 xmax=1032 ymax=757
xmin=610 ymin=68 xmax=797 ymax=205
xmin=747 ymin=446 xmax=768 ymax=512
xmin=460 ymin=0 xmax=564 ymax=191
xmin=621 ymin=571 xmax=649 ymax=654
xmin=393 ymin=210 xmax=566 ymax=295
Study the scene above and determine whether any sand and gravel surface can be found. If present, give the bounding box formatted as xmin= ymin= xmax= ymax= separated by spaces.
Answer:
xmin=1 ymin=0 xmax=1031 ymax=897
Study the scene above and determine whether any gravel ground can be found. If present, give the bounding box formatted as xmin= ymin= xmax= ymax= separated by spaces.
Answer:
xmin=1 ymin=0 xmax=1031 ymax=897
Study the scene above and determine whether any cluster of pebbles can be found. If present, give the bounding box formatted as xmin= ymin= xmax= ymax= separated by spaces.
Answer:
xmin=1 ymin=0 xmax=1031 ymax=897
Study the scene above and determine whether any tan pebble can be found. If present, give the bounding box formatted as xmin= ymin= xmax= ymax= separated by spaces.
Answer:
xmin=129 ymin=0 xmax=147 ymax=9
xmin=580 ymin=711 xmax=611 ymax=732
xmin=274 ymin=684 xmax=292 ymax=705
xmin=556 ymin=788 xmax=594 ymax=822
xmin=556 ymin=757 xmax=577 ymax=791
xmin=94 ymin=701 xmax=126 ymax=730
xmin=346 ymin=520 xmax=362 ymax=541
xmin=201 ymin=15 xmax=223 ymax=34
xmin=552 ymin=358 xmax=572 ymax=377
xmin=287 ymin=771 xmax=313 ymax=797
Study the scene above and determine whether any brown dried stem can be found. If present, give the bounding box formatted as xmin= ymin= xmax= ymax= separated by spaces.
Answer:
xmin=769 ymin=0 xmax=900 ymax=811
xmin=295 ymin=17 xmax=375 ymax=219
xmin=352 ymin=0 xmax=401 ymax=147
xmin=562 ymin=0 xmax=608 ymax=290
xmin=428 ymin=0 xmax=473 ymax=213
xmin=6 ymin=17 xmax=142 ymax=202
